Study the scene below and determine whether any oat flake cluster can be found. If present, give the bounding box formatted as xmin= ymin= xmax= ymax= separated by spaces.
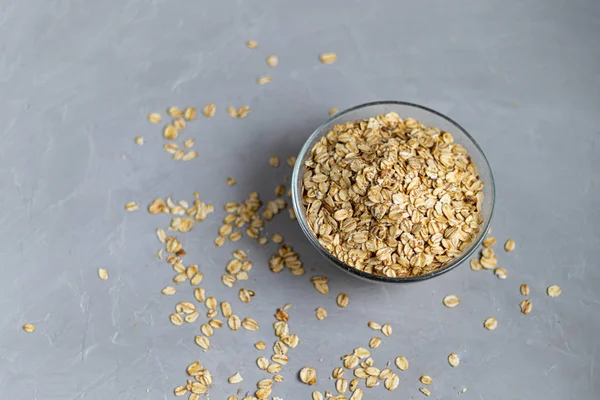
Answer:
xmin=302 ymin=113 xmax=485 ymax=277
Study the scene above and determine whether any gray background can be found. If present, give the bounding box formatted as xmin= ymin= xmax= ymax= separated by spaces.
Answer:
xmin=0 ymin=0 xmax=599 ymax=399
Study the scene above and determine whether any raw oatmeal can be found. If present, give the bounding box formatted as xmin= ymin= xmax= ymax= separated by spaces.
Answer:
xmin=301 ymin=112 xmax=485 ymax=277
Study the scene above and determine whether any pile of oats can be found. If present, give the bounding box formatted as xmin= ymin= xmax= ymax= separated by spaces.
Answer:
xmin=174 ymin=361 xmax=213 ymax=398
xmin=302 ymin=113 xmax=484 ymax=277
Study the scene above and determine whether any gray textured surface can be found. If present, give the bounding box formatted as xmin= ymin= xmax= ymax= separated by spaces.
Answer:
xmin=0 ymin=0 xmax=599 ymax=399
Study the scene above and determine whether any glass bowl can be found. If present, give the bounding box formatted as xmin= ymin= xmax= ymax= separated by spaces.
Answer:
xmin=291 ymin=101 xmax=495 ymax=283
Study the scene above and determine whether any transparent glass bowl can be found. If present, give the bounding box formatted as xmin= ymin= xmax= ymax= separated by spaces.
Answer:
xmin=291 ymin=101 xmax=495 ymax=283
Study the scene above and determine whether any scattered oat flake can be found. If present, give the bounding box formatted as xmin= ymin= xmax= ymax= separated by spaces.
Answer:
xmin=368 ymin=321 xmax=382 ymax=330
xmin=470 ymin=258 xmax=483 ymax=271
xmin=202 ymin=103 xmax=216 ymax=117
xmin=174 ymin=386 xmax=187 ymax=396
xmin=483 ymin=236 xmax=496 ymax=247
xmin=255 ymin=341 xmax=266 ymax=350
xmin=381 ymin=323 xmax=392 ymax=336
xmin=287 ymin=156 xmax=296 ymax=167
xmin=369 ymin=337 xmax=381 ymax=348
xmin=384 ymin=374 xmax=399 ymax=391
xmin=98 ymin=268 xmax=108 ymax=280
xmin=246 ymin=40 xmax=258 ymax=49
xmin=164 ymin=143 xmax=178 ymax=154
xmin=520 ymin=299 xmax=532 ymax=314
xmin=237 ymin=106 xmax=250 ymax=118
xmin=124 ymin=202 xmax=139 ymax=212
xmin=315 ymin=307 xmax=327 ymax=320
xmin=168 ymin=106 xmax=183 ymax=117
xmin=547 ymin=285 xmax=561 ymax=297
xmin=163 ymin=124 xmax=178 ymax=140
xmin=182 ymin=150 xmax=197 ymax=161
xmin=23 ymin=324 xmax=35 ymax=333
xmin=184 ymin=107 xmax=197 ymax=121
xmin=448 ymin=353 xmax=460 ymax=367
xmin=269 ymin=156 xmax=280 ymax=167
xmin=336 ymin=293 xmax=349 ymax=308
xmin=520 ymin=284 xmax=530 ymax=296
xmin=299 ymin=367 xmax=317 ymax=385
xmin=395 ymin=356 xmax=408 ymax=371
xmin=420 ymin=387 xmax=431 ymax=396
xmin=266 ymin=55 xmax=279 ymax=67
xmin=174 ymin=117 xmax=186 ymax=131
xmin=420 ymin=375 xmax=432 ymax=385
xmin=148 ymin=113 xmax=162 ymax=124
xmin=156 ymin=228 xmax=167 ymax=243
xmin=194 ymin=335 xmax=210 ymax=351
xmin=484 ymin=317 xmax=498 ymax=330
xmin=227 ymin=106 xmax=237 ymax=118
xmin=227 ymin=177 xmax=236 ymax=186
xmin=494 ymin=267 xmax=507 ymax=279
xmin=162 ymin=286 xmax=176 ymax=295
xmin=329 ymin=108 xmax=338 ymax=116
xmin=228 ymin=372 xmax=243 ymax=384
xmin=184 ymin=138 xmax=195 ymax=148
xmin=319 ymin=53 xmax=337 ymax=64
xmin=135 ymin=136 xmax=144 ymax=145
xmin=504 ymin=238 xmax=515 ymax=252
xmin=170 ymin=313 xmax=183 ymax=326
xmin=442 ymin=294 xmax=460 ymax=308
xmin=257 ymin=76 xmax=272 ymax=85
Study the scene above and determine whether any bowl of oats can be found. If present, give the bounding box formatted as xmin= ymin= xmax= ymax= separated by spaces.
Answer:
xmin=291 ymin=101 xmax=495 ymax=282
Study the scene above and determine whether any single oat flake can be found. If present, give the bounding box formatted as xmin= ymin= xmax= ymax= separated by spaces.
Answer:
xmin=504 ymin=238 xmax=515 ymax=252
xmin=315 ymin=307 xmax=327 ymax=320
xmin=442 ymin=294 xmax=460 ymax=308
xmin=319 ymin=53 xmax=337 ymax=64
xmin=369 ymin=337 xmax=381 ymax=348
xmin=184 ymin=107 xmax=197 ymax=121
xmin=329 ymin=108 xmax=338 ymax=116
xmin=269 ymin=155 xmax=280 ymax=167
xmin=420 ymin=375 xmax=433 ymax=385
xmin=448 ymin=353 xmax=460 ymax=367
xmin=228 ymin=372 xmax=243 ymax=384
xmin=124 ymin=202 xmax=139 ymax=212
xmin=162 ymin=286 xmax=176 ymax=295
xmin=203 ymin=103 xmax=216 ymax=117
xmin=336 ymin=293 xmax=349 ymax=308
xmin=483 ymin=236 xmax=496 ymax=247
xmin=163 ymin=124 xmax=178 ymax=140
xmin=484 ymin=317 xmax=498 ymax=330
xmin=299 ymin=367 xmax=317 ymax=385
xmin=547 ymin=285 xmax=562 ymax=297
xmin=494 ymin=267 xmax=508 ymax=279
xmin=257 ymin=76 xmax=272 ymax=85
xmin=520 ymin=284 xmax=530 ymax=296
xmin=148 ymin=112 xmax=162 ymax=124
xmin=266 ymin=55 xmax=279 ymax=67
xmin=368 ymin=321 xmax=382 ymax=330
xmin=23 ymin=324 xmax=35 ymax=333
xmin=246 ymin=40 xmax=258 ymax=49
xmin=520 ymin=299 xmax=532 ymax=314
xmin=97 ymin=268 xmax=108 ymax=280
xmin=395 ymin=356 xmax=409 ymax=371
xmin=381 ymin=323 xmax=392 ymax=337
xmin=420 ymin=387 xmax=431 ymax=396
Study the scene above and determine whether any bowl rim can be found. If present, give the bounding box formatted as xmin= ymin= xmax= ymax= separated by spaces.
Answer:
xmin=291 ymin=100 xmax=496 ymax=283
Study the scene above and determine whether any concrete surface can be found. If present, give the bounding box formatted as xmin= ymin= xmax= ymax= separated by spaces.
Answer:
xmin=0 ymin=0 xmax=599 ymax=399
